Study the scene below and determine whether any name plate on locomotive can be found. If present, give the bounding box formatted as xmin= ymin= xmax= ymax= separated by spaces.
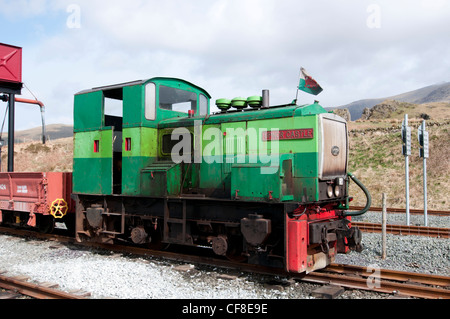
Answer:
xmin=263 ymin=129 xmax=314 ymax=141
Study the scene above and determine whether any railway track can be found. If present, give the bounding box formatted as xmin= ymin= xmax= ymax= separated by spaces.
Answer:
xmin=0 ymin=226 xmax=449 ymax=299
xmin=0 ymin=273 xmax=86 ymax=299
xmin=349 ymin=206 xmax=450 ymax=216
xmin=353 ymin=222 xmax=450 ymax=238
xmin=310 ymin=264 xmax=450 ymax=299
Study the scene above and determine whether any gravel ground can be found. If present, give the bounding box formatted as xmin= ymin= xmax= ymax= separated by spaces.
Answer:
xmin=0 ymin=211 xmax=448 ymax=299
xmin=338 ymin=212 xmax=450 ymax=276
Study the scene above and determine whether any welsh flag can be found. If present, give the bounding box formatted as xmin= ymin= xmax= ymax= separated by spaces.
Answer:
xmin=299 ymin=67 xmax=323 ymax=96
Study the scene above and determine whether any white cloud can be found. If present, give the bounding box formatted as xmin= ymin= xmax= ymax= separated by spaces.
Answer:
xmin=1 ymin=0 xmax=449 ymax=130
xmin=0 ymin=0 xmax=48 ymax=17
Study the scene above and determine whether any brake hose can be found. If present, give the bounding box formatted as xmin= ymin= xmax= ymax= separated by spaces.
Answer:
xmin=344 ymin=172 xmax=372 ymax=217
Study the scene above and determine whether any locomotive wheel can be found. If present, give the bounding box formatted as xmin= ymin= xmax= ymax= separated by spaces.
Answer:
xmin=212 ymin=235 xmax=228 ymax=256
xmin=225 ymin=236 xmax=246 ymax=263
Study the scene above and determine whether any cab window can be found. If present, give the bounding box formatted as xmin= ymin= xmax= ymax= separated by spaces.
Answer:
xmin=199 ymin=94 xmax=208 ymax=116
xmin=159 ymin=85 xmax=197 ymax=114
xmin=145 ymin=83 xmax=156 ymax=120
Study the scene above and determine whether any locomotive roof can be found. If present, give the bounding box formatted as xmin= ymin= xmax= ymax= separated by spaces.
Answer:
xmin=75 ymin=77 xmax=211 ymax=98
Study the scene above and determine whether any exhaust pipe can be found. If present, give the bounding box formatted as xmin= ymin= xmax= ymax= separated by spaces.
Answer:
xmin=262 ymin=90 xmax=270 ymax=108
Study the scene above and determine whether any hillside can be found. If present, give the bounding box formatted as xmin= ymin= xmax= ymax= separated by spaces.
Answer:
xmin=332 ymin=82 xmax=450 ymax=120
xmin=2 ymin=124 xmax=73 ymax=143
xmin=347 ymin=118 xmax=449 ymax=211
xmin=360 ymin=100 xmax=450 ymax=121
xmin=1 ymin=137 xmax=73 ymax=173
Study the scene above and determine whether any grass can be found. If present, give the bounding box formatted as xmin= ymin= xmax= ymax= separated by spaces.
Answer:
xmin=348 ymin=120 xmax=449 ymax=211
xmin=1 ymin=137 xmax=73 ymax=173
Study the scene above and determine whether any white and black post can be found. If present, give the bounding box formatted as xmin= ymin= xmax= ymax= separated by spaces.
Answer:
xmin=402 ymin=114 xmax=412 ymax=226
xmin=418 ymin=120 xmax=429 ymax=227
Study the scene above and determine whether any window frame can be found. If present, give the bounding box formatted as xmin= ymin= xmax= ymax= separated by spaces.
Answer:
xmin=158 ymin=85 xmax=198 ymax=115
xmin=199 ymin=94 xmax=208 ymax=116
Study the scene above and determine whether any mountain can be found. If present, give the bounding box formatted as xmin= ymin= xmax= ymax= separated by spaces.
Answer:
xmin=332 ymin=82 xmax=450 ymax=121
xmin=2 ymin=124 xmax=73 ymax=143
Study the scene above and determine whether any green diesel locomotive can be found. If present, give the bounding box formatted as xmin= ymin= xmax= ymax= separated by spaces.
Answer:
xmin=73 ymin=77 xmax=370 ymax=273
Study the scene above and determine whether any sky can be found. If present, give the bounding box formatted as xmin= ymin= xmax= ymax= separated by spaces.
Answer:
xmin=0 ymin=0 xmax=449 ymax=131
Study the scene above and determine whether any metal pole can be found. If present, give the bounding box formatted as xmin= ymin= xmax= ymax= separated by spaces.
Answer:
xmin=41 ymin=106 xmax=46 ymax=144
xmin=404 ymin=114 xmax=410 ymax=226
xmin=423 ymin=156 xmax=428 ymax=226
xmin=382 ymin=193 xmax=387 ymax=260
xmin=422 ymin=121 xmax=428 ymax=227
xmin=405 ymin=156 xmax=410 ymax=226
xmin=8 ymin=93 xmax=15 ymax=173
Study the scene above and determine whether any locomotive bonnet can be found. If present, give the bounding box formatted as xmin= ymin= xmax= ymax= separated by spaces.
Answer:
xmin=70 ymin=76 xmax=370 ymax=274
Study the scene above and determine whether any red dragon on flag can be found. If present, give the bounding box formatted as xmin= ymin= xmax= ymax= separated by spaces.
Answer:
xmin=299 ymin=67 xmax=323 ymax=96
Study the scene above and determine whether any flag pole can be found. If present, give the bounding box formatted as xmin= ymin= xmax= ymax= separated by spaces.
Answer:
xmin=294 ymin=68 xmax=302 ymax=105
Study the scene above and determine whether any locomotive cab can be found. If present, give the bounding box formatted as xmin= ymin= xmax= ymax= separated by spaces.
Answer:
xmin=73 ymin=78 xmax=211 ymax=197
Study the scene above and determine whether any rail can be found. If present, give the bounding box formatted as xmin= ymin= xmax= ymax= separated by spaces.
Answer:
xmin=349 ymin=206 xmax=450 ymax=216
xmin=0 ymin=274 xmax=86 ymax=299
xmin=353 ymin=222 xmax=450 ymax=238
xmin=305 ymin=266 xmax=450 ymax=299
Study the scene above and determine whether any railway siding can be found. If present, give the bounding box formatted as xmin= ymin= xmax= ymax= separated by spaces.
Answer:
xmin=0 ymin=226 xmax=448 ymax=299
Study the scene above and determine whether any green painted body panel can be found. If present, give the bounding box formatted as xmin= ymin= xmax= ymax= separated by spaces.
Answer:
xmin=73 ymin=130 xmax=113 ymax=159
xmin=199 ymin=124 xmax=224 ymax=192
xmin=73 ymin=158 xmax=112 ymax=195
xmin=72 ymin=77 xmax=342 ymax=203
xmin=122 ymin=127 xmax=158 ymax=158
xmin=141 ymin=162 xmax=182 ymax=197
xmin=121 ymin=157 xmax=156 ymax=196
xmin=121 ymin=127 xmax=159 ymax=196
xmin=74 ymin=91 xmax=103 ymax=132
xmin=294 ymin=152 xmax=319 ymax=177
xmin=295 ymin=177 xmax=319 ymax=202
xmin=123 ymin=84 xmax=144 ymax=127
xmin=73 ymin=130 xmax=113 ymax=194
xmin=231 ymin=154 xmax=295 ymax=201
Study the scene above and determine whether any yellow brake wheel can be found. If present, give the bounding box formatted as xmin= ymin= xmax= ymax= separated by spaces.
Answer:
xmin=50 ymin=199 xmax=68 ymax=219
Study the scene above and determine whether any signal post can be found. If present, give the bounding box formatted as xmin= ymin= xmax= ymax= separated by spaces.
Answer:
xmin=402 ymin=114 xmax=412 ymax=226
xmin=418 ymin=121 xmax=429 ymax=227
